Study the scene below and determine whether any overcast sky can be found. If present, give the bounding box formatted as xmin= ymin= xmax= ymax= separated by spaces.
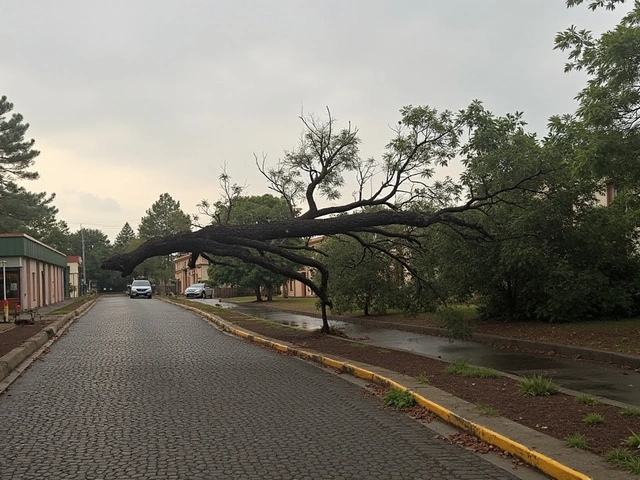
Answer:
xmin=0 ymin=1 xmax=629 ymax=241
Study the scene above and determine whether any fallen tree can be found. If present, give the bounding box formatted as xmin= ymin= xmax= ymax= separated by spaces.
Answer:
xmin=103 ymin=102 xmax=549 ymax=332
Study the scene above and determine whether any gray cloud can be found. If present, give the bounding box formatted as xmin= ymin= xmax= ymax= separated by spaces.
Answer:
xmin=64 ymin=190 xmax=122 ymax=214
xmin=0 ymin=0 xmax=631 ymax=239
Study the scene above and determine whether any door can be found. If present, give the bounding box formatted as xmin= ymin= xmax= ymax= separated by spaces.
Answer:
xmin=41 ymin=270 xmax=46 ymax=307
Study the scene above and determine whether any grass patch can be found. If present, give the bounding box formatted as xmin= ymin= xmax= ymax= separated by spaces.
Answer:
xmin=171 ymin=297 xmax=224 ymax=314
xmin=518 ymin=375 xmax=560 ymax=396
xmin=226 ymin=296 xmax=259 ymax=303
xmin=445 ymin=359 xmax=500 ymax=378
xmin=574 ymin=393 xmax=600 ymax=406
xmin=377 ymin=349 xmax=392 ymax=354
xmin=382 ymin=389 xmax=416 ymax=409
xmin=166 ymin=298 xmax=292 ymax=330
xmin=48 ymin=297 xmax=94 ymax=315
xmin=415 ymin=373 xmax=431 ymax=384
xmin=476 ymin=403 xmax=500 ymax=417
xmin=626 ymin=431 xmax=640 ymax=449
xmin=564 ymin=433 xmax=589 ymax=449
xmin=258 ymin=320 xmax=287 ymax=329
xmin=349 ymin=343 xmax=368 ymax=349
xmin=227 ymin=296 xmax=322 ymax=314
xmin=604 ymin=448 xmax=640 ymax=474
xmin=620 ymin=407 xmax=640 ymax=418
xmin=583 ymin=413 xmax=605 ymax=425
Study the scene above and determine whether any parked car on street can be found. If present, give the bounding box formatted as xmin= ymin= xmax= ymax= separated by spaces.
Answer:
xmin=184 ymin=283 xmax=213 ymax=299
xmin=129 ymin=279 xmax=153 ymax=299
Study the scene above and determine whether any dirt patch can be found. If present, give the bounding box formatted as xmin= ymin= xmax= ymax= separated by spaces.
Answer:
xmin=0 ymin=319 xmax=58 ymax=357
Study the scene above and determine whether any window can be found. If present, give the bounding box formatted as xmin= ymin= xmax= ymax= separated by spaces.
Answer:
xmin=0 ymin=269 xmax=20 ymax=299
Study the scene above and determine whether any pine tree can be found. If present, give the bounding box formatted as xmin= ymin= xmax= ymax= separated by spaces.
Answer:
xmin=114 ymin=222 xmax=136 ymax=249
xmin=0 ymin=95 xmax=59 ymax=234
xmin=0 ymin=95 xmax=40 ymax=188
xmin=137 ymin=194 xmax=191 ymax=292
xmin=138 ymin=193 xmax=191 ymax=239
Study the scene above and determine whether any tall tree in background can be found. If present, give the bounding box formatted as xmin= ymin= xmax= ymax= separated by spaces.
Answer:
xmin=69 ymin=228 xmax=125 ymax=292
xmin=0 ymin=95 xmax=39 ymax=187
xmin=422 ymin=101 xmax=640 ymax=322
xmin=0 ymin=95 xmax=60 ymax=235
xmin=0 ymin=187 xmax=59 ymax=235
xmin=114 ymin=222 xmax=136 ymax=250
xmin=556 ymin=0 xmax=640 ymax=198
xmin=138 ymin=193 xmax=191 ymax=291
xmin=139 ymin=193 xmax=191 ymax=239
xmin=33 ymin=218 xmax=72 ymax=254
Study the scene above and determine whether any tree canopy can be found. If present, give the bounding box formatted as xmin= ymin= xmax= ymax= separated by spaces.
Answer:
xmin=555 ymin=0 xmax=640 ymax=191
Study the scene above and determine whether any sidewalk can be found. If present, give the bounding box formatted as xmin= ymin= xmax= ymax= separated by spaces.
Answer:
xmin=0 ymin=298 xmax=85 ymax=334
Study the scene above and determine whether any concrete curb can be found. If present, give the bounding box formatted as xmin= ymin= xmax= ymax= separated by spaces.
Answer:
xmin=236 ymin=303 xmax=640 ymax=369
xmin=0 ymin=298 xmax=98 ymax=384
xmin=163 ymin=298 xmax=624 ymax=480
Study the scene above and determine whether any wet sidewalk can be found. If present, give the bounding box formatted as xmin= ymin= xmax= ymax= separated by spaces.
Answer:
xmin=204 ymin=300 xmax=640 ymax=408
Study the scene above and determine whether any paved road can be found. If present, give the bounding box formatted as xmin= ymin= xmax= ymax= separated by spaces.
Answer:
xmin=0 ymin=297 xmax=526 ymax=479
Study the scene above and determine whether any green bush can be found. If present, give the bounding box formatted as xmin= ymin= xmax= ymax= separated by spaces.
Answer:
xmin=518 ymin=375 xmax=560 ymax=396
xmin=382 ymin=389 xmax=416 ymax=409
xmin=583 ymin=413 xmax=605 ymax=425
xmin=575 ymin=393 xmax=600 ymax=406
xmin=626 ymin=431 xmax=640 ymax=449
xmin=620 ymin=407 xmax=640 ymax=417
xmin=438 ymin=306 xmax=474 ymax=341
xmin=604 ymin=448 xmax=640 ymax=475
xmin=564 ymin=434 xmax=589 ymax=449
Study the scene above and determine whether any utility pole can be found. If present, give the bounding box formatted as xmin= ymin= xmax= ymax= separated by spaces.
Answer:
xmin=1 ymin=259 xmax=7 ymax=322
xmin=81 ymin=224 xmax=87 ymax=296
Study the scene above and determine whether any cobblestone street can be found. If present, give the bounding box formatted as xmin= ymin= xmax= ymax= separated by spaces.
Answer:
xmin=0 ymin=297 xmax=522 ymax=479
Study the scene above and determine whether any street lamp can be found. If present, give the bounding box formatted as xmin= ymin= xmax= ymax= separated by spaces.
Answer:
xmin=0 ymin=260 xmax=7 ymax=323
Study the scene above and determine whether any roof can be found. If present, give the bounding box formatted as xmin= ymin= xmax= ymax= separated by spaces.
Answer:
xmin=0 ymin=233 xmax=68 ymax=267
xmin=0 ymin=233 xmax=67 ymax=257
xmin=67 ymin=255 xmax=82 ymax=263
xmin=174 ymin=253 xmax=192 ymax=262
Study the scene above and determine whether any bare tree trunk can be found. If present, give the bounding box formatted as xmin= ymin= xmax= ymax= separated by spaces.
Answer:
xmin=266 ymin=285 xmax=273 ymax=302
xmin=320 ymin=301 xmax=330 ymax=333
xmin=318 ymin=269 xmax=331 ymax=333
xmin=254 ymin=287 xmax=262 ymax=302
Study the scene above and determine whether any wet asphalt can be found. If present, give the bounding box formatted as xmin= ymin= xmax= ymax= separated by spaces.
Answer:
xmin=195 ymin=300 xmax=640 ymax=407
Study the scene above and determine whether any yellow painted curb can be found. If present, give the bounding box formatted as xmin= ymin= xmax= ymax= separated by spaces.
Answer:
xmin=163 ymin=299 xmax=591 ymax=480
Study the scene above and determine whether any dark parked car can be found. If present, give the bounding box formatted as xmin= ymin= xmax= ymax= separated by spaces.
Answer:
xmin=129 ymin=279 xmax=153 ymax=299
xmin=184 ymin=283 xmax=213 ymax=299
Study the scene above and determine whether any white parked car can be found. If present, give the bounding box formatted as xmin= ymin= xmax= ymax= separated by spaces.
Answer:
xmin=184 ymin=283 xmax=213 ymax=299
xmin=129 ymin=279 xmax=153 ymax=299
